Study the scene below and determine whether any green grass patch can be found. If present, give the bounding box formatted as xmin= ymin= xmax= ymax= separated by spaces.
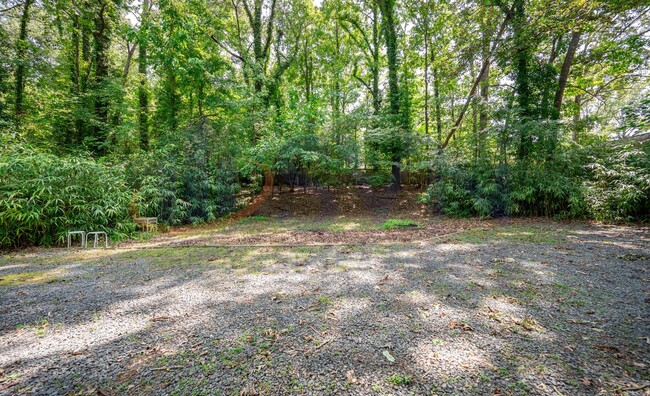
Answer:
xmin=381 ymin=219 xmax=418 ymax=230
xmin=386 ymin=374 xmax=413 ymax=386
xmin=456 ymin=225 xmax=565 ymax=244
xmin=0 ymin=270 xmax=65 ymax=287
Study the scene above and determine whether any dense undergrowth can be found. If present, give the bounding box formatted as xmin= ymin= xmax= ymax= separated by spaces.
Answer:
xmin=421 ymin=139 xmax=649 ymax=222
xmin=2 ymin=135 xmax=647 ymax=249
xmin=0 ymin=124 xmax=240 ymax=248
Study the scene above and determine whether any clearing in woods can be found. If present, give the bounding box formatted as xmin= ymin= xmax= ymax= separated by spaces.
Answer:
xmin=0 ymin=188 xmax=649 ymax=395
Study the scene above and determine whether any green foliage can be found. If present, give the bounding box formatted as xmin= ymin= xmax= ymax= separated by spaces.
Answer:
xmin=424 ymin=132 xmax=648 ymax=222
xmin=386 ymin=374 xmax=413 ymax=386
xmin=583 ymin=143 xmax=649 ymax=221
xmin=368 ymin=170 xmax=394 ymax=189
xmin=618 ymin=96 xmax=650 ymax=137
xmin=364 ymin=114 xmax=412 ymax=164
xmin=127 ymin=121 xmax=240 ymax=225
xmin=507 ymin=159 xmax=585 ymax=218
xmin=421 ymin=155 xmax=505 ymax=218
xmin=0 ymin=146 xmax=135 ymax=248
xmin=422 ymin=129 xmax=586 ymax=219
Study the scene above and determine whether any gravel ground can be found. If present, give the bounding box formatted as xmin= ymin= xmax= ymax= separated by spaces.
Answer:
xmin=0 ymin=222 xmax=648 ymax=395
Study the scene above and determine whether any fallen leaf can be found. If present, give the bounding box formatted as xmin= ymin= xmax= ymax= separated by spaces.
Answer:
xmin=239 ymin=383 xmax=259 ymax=396
xmin=449 ymin=321 xmax=473 ymax=331
xmin=345 ymin=369 xmax=357 ymax=384
xmin=382 ymin=350 xmax=395 ymax=363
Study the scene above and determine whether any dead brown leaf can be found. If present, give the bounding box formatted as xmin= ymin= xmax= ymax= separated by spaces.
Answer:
xmin=239 ymin=383 xmax=259 ymax=396
xmin=449 ymin=321 xmax=473 ymax=332
xmin=345 ymin=369 xmax=358 ymax=384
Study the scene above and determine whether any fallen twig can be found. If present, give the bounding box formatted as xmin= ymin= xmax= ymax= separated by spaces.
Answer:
xmin=0 ymin=381 xmax=19 ymax=391
xmin=305 ymin=337 xmax=333 ymax=355
xmin=620 ymin=384 xmax=649 ymax=392
xmin=314 ymin=338 xmax=333 ymax=349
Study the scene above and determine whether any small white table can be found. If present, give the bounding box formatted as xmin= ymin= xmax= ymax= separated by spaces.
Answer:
xmin=86 ymin=231 xmax=108 ymax=248
xmin=67 ymin=231 xmax=85 ymax=248
xmin=135 ymin=217 xmax=158 ymax=232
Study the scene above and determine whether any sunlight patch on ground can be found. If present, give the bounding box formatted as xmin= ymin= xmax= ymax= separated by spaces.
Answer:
xmin=0 ymin=268 xmax=66 ymax=287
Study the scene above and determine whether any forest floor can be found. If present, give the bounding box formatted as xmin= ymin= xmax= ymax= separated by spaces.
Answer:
xmin=1 ymin=188 xmax=649 ymax=395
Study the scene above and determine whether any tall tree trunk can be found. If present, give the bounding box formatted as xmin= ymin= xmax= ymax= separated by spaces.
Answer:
xmin=69 ymin=12 xmax=81 ymax=145
xmin=572 ymin=94 xmax=582 ymax=142
xmin=14 ymin=0 xmax=33 ymax=126
xmin=433 ymin=63 xmax=442 ymax=145
xmin=479 ymin=27 xmax=490 ymax=133
xmin=377 ymin=0 xmax=401 ymax=190
xmin=424 ymin=16 xmax=429 ymax=143
xmin=78 ymin=8 xmax=92 ymax=145
xmin=166 ymin=69 xmax=178 ymax=130
xmin=512 ymin=0 xmax=532 ymax=159
xmin=333 ymin=20 xmax=341 ymax=121
xmin=92 ymin=0 xmax=111 ymax=155
xmin=478 ymin=25 xmax=490 ymax=160
xmin=371 ymin=3 xmax=380 ymax=113
xmin=471 ymin=59 xmax=478 ymax=160
xmin=379 ymin=0 xmax=400 ymax=119
xmin=553 ymin=31 xmax=581 ymax=119
xmin=138 ymin=0 xmax=150 ymax=150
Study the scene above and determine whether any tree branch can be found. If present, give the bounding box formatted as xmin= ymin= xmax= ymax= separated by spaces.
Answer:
xmin=262 ymin=0 xmax=278 ymax=59
xmin=0 ymin=2 xmax=22 ymax=13
xmin=440 ymin=8 xmax=512 ymax=150
xmin=210 ymin=35 xmax=246 ymax=63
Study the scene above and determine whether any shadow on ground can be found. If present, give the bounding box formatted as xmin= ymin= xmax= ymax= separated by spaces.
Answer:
xmin=0 ymin=222 xmax=648 ymax=395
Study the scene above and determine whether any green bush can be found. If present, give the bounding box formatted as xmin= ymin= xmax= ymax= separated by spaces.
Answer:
xmin=423 ymin=137 xmax=648 ymax=222
xmin=583 ymin=143 xmax=649 ymax=221
xmin=421 ymin=157 xmax=505 ymax=218
xmin=126 ymin=122 xmax=240 ymax=225
xmin=0 ymin=121 xmax=243 ymax=248
xmin=368 ymin=171 xmax=394 ymax=189
xmin=422 ymin=153 xmax=584 ymax=219
xmin=0 ymin=147 xmax=135 ymax=248
xmin=507 ymin=160 xmax=585 ymax=218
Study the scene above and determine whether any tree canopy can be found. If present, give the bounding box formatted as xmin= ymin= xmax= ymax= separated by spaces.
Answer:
xmin=1 ymin=0 xmax=649 ymax=246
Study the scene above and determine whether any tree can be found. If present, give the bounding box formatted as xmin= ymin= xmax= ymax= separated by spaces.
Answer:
xmin=376 ymin=0 xmax=404 ymax=189
xmin=14 ymin=0 xmax=33 ymax=127
xmin=138 ymin=0 xmax=151 ymax=150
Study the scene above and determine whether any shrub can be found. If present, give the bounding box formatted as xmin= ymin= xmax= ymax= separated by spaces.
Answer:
xmin=0 ymin=147 xmax=135 ymax=248
xmin=422 ymin=152 xmax=585 ymax=219
xmin=507 ymin=159 xmax=585 ymax=218
xmin=368 ymin=170 xmax=394 ymax=189
xmin=126 ymin=123 xmax=240 ymax=225
xmin=583 ymin=142 xmax=649 ymax=221
xmin=421 ymin=157 xmax=505 ymax=218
